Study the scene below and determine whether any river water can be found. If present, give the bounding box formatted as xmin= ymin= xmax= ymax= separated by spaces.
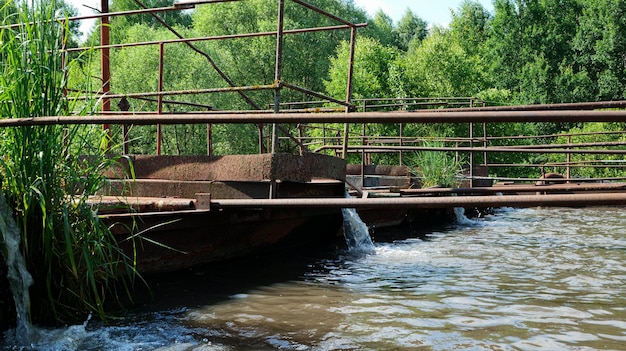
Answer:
xmin=3 ymin=206 xmax=626 ymax=350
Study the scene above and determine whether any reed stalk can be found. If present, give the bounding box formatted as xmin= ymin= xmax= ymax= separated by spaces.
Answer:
xmin=0 ymin=0 xmax=138 ymax=324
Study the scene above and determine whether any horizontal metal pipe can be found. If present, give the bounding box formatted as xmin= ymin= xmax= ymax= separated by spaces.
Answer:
xmin=3 ymin=110 xmax=626 ymax=127
xmin=281 ymin=82 xmax=352 ymax=108
xmin=95 ymin=84 xmax=278 ymax=101
xmin=399 ymin=182 xmax=626 ymax=195
xmin=314 ymin=144 xmax=626 ymax=155
xmin=66 ymin=23 xmax=368 ymax=53
xmin=436 ymin=100 xmax=626 ymax=112
xmin=210 ymin=193 xmax=626 ymax=209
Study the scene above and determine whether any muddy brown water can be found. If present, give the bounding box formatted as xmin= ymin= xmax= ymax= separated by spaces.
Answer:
xmin=3 ymin=206 xmax=626 ymax=350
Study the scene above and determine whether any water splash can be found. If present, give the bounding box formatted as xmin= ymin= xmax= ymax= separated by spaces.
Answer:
xmin=453 ymin=207 xmax=475 ymax=225
xmin=341 ymin=191 xmax=375 ymax=254
xmin=0 ymin=193 xmax=33 ymax=345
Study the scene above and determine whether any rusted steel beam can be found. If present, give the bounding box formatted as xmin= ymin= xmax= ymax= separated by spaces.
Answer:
xmin=100 ymin=0 xmax=111 ymax=144
xmin=439 ymin=100 xmax=626 ymax=112
xmin=210 ymin=193 xmax=626 ymax=209
xmin=132 ymin=0 xmax=263 ymax=111
xmin=66 ymin=24 xmax=368 ymax=53
xmin=93 ymin=196 xmax=195 ymax=214
xmin=4 ymin=110 xmax=626 ymax=127
xmin=102 ymin=84 xmax=278 ymax=101
xmin=315 ymin=144 xmax=626 ymax=155
xmin=282 ymin=82 xmax=352 ymax=108
xmin=399 ymin=182 xmax=626 ymax=195
xmin=290 ymin=0 xmax=358 ymax=27
xmin=495 ymin=141 xmax=626 ymax=149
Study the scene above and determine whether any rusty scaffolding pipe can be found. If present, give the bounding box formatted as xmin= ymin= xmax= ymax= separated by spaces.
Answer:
xmin=4 ymin=110 xmax=626 ymax=127
xmin=313 ymin=144 xmax=626 ymax=155
xmin=100 ymin=0 xmax=111 ymax=147
xmin=65 ymin=24 xmax=368 ymax=53
xmin=272 ymin=0 xmax=285 ymax=154
xmin=342 ymin=26 xmax=356 ymax=159
xmin=133 ymin=0 xmax=263 ymax=111
xmin=209 ymin=193 xmax=626 ymax=209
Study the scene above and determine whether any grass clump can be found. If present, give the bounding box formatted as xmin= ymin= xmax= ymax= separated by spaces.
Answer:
xmin=406 ymin=141 xmax=463 ymax=188
xmin=0 ymin=0 xmax=138 ymax=325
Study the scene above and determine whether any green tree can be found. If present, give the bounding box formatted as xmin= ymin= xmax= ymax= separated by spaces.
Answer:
xmin=367 ymin=10 xmax=397 ymax=47
xmin=449 ymin=0 xmax=491 ymax=56
xmin=486 ymin=0 xmax=582 ymax=104
xmin=325 ymin=36 xmax=399 ymax=100
xmin=394 ymin=9 xmax=428 ymax=51
xmin=572 ymin=0 xmax=626 ymax=100
xmin=112 ymin=0 xmax=192 ymax=29
xmin=398 ymin=30 xmax=488 ymax=98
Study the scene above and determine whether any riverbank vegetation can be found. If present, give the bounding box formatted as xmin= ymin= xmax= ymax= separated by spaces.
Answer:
xmin=0 ymin=0 xmax=139 ymax=326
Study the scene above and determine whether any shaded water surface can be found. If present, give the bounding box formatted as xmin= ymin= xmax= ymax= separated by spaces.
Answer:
xmin=4 ymin=207 xmax=626 ymax=350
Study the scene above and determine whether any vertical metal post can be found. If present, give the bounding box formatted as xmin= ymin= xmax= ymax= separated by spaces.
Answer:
xmin=270 ymin=0 xmax=285 ymax=199
xmin=399 ymin=123 xmax=404 ymax=165
xmin=483 ymin=122 xmax=487 ymax=166
xmin=271 ymin=0 xmax=285 ymax=154
xmin=297 ymin=124 xmax=303 ymax=156
xmin=361 ymin=123 xmax=365 ymax=188
xmin=469 ymin=122 xmax=474 ymax=187
xmin=207 ymin=123 xmax=213 ymax=156
xmin=566 ymin=135 xmax=571 ymax=179
xmin=468 ymin=98 xmax=474 ymax=185
xmin=157 ymin=42 xmax=164 ymax=155
xmin=101 ymin=0 xmax=111 ymax=149
xmin=258 ymin=124 xmax=265 ymax=154
xmin=342 ymin=26 xmax=356 ymax=159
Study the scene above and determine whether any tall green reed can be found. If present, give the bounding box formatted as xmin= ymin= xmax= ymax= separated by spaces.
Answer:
xmin=0 ymin=0 xmax=138 ymax=324
xmin=406 ymin=141 xmax=463 ymax=188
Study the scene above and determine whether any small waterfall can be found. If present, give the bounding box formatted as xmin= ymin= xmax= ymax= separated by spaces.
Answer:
xmin=453 ymin=207 xmax=474 ymax=225
xmin=342 ymin=191 xmax=375 ymax=254
xmin=0 ymin=193 xmax=33 ymax=345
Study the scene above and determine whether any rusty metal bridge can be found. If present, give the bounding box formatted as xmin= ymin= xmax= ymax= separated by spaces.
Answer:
xmin=8 ymin=0 xmax=626 ymax=210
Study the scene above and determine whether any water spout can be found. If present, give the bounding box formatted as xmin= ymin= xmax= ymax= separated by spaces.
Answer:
xmin=0 ymin=193 xmax=33 ymax=345
xmin=453 ymin=207 xmax=475 ymax=225
xmin=342 ymin=191 xmax=375 ymax=254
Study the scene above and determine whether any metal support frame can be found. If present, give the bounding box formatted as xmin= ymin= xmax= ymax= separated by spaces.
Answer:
xmin=100 ymin=0 xmax=111 ymax=148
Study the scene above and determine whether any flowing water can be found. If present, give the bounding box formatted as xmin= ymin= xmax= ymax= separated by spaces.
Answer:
xmin=4 ymin=206 xmax=626 ymax=350
xmin=341 ymin=207 xmax=376 ymax=254
xmin=0 ymin=193 xmax=33 ymax=346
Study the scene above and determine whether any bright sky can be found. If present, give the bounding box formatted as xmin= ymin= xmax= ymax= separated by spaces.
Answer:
xmin=352 ymin=0 xmax=494 ymax=26
xmin=69 ymin=0 xmax=495 ymax=36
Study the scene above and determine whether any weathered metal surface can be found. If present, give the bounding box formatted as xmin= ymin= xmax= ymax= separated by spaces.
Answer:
xmin=102 ymin=178 xmax=344 ymax=200
xmin=103 ymin=179 xmax=271 ymax=199
xmin=105 ymin=206 xmax=343 ymax=273
xmin=104 ymin=153 xmax=346 ymax=183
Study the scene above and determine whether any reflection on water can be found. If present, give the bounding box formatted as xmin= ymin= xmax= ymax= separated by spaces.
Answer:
xmin=4 ymin=207 xmax=626 ymax=350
